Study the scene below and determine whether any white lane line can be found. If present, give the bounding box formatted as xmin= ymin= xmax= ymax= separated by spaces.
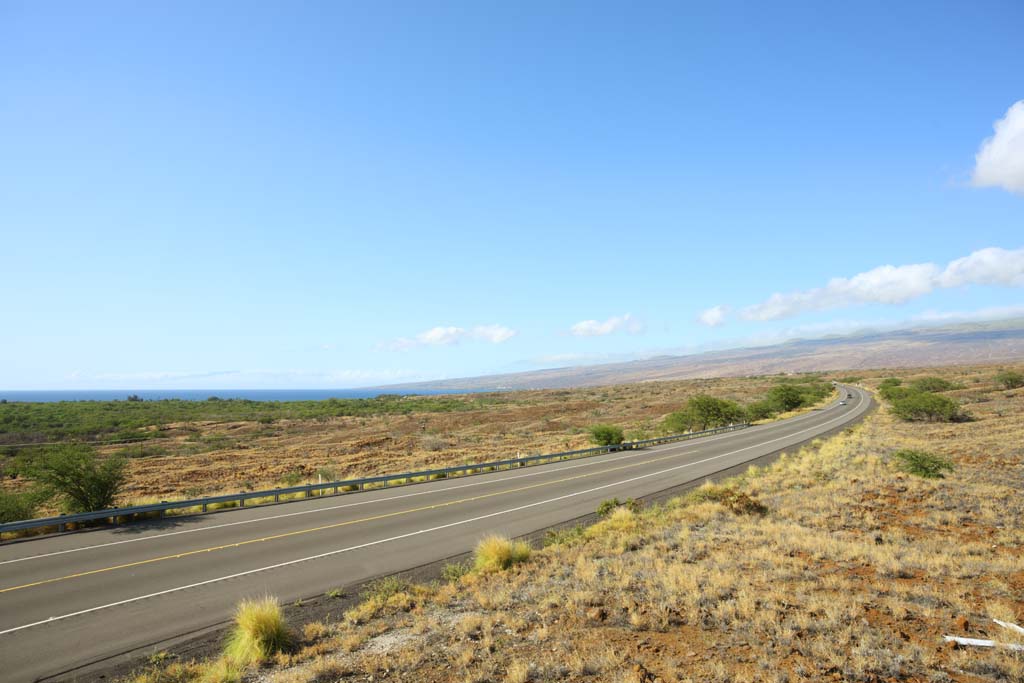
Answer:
xmin=0 ymin=389 xmax=853 ymax=566
xmin=0 ymin=399 xmax=864 ymax=637
xmin=0 ymin=419 xmax=766 ymax=565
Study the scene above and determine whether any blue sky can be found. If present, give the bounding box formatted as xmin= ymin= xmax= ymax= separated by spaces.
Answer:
xmin=2 ymin=1 xmax=1023 ymax=389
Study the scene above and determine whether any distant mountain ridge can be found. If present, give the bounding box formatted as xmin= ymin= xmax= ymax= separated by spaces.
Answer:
xmin=375 ymin=319 xmax=1024 ymax=392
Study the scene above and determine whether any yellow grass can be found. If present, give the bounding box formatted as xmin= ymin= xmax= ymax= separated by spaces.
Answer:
xmin=223 ymin=596 xmax=291 ymax=666
xmin=473 ymin=534 xmax=531 ymax=573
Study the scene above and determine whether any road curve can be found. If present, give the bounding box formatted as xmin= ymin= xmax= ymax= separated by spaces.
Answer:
xmin=0 ymin=385 xmax=872 ymax=681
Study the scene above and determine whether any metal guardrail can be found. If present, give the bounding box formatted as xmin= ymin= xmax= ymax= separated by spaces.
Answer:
xmin=0 ymin=423 xmax=749 ymax=537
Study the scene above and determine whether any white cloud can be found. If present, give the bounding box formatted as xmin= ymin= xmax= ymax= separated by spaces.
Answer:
xmin=570 ymin=313 xmax=644 ymax=337
xmin=417 ymin=326 xmax=466 ymax=346
xmin=938 ymin=247 xmax=1024 ymax=288
xmin=385 ymin=324 xmax=517 ymax=350
xmin=697 ymin=305 xmax=729 ymax=327
xmin=972 ymin=100 xmax=1024 ymax=195
xmin=738 ymin=247 xmax=1024 ymax=322
xmin=470 ymin=324 xmax=517 ymax=344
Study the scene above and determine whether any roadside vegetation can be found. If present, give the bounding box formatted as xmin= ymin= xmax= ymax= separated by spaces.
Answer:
xmin=122 ymin=363 xmax=1023 ymax=683
xmin=587 ymin=424 xmax=625 ymax=446
xmin=1 ymin=445 xmax=127 ymax=521
xmin=0 ymin=374 xmax=834 ymax=520
xmin=224 ymin=597 xmax=292 ymax=667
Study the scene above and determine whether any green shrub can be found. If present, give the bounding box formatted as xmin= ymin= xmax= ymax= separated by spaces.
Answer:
xmin=0 ymin=489 xmax=40 ymax=523
xmin=745 ymin=400 xmax=776 ymax=421
xmin=877 ymin=378 xmax=902 ymax=397
xmin=588 ymin=424 xmax=624 ymax=446
xmin=995 ymin=369 xmax=1024 ymax=390
xmin=473 ymin=534 xmax=531 ymax=572
xmin=223 ymin=597 xmax=290 ymax=666
xmin=893 ymin=449 xmax=954 ymax=478
xmin=17 ymin=445 xmax=126 ymax=513
xmin=909 ymin=376 xmax=957 ymax=393
xmin=890 ymin=392 xmax=963 ymax=422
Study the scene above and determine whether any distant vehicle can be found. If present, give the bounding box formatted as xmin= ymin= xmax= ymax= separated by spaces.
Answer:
xmin=839 ymin=401 xmax=847 ymax=405
xmin=847 ymin=392 xmax=853 ymax=398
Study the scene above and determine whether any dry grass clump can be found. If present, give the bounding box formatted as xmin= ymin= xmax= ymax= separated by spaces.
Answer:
xmin=223 ymin=596 xmax=291 ymax=666
xmin=197 ymin=658 xmax=241 ymax=683
xmin=127 ymin=660 xmax=209 ymax=683
xmin=687 ymin=482 xmax=768 ymax=515
xmin=473 ymin=534 xmax=531 ymax=572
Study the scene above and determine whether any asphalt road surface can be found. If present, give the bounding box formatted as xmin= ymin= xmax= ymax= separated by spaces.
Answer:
xmin=0 ymin=385 xmax=872 ymax=681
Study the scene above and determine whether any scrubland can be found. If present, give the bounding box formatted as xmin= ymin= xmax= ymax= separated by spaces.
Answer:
xmin=3 ymin=374 xmax=825 ymax=507
xmin=128 ymin=362 xmax=1023 ymax=683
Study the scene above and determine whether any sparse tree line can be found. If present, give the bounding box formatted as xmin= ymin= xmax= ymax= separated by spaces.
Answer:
xmin=589 ymin=378 xmax=834 ymax=447
xmin=0 ymin=393 xmax=504 ymax=446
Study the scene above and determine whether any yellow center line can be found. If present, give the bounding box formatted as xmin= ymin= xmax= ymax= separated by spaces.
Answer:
xmin=0 ymin=444 xmax=699 ymax=595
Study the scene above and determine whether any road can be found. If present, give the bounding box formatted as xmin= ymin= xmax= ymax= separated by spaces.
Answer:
xmin=0 ymin=385 xmax=872 ymax=681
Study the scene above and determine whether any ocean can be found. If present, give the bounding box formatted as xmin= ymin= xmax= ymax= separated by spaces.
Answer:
xmin=0 ymin=388 xmax=461 ymax=403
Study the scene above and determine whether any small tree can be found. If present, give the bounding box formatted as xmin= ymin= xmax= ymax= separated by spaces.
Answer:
xmin=18 ymin=445 xmax=127 ymax=513
xmin=663 ymin=395 xmax=746 ymax=433
xmin=588 ymin=424 xmax=624 ymax=446
xmin=767 ymin=384 xmax=804 ymax=412
xmin=995 ymin=369 xmax=1024 ymax=390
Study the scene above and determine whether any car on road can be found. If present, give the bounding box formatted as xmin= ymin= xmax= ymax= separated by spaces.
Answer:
xmin=839 ymin=401 xmax=847 ymax=405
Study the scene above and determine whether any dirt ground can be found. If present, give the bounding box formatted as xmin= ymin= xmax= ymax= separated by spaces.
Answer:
xmin=101 ymin=375 xmax=799 ymax=503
